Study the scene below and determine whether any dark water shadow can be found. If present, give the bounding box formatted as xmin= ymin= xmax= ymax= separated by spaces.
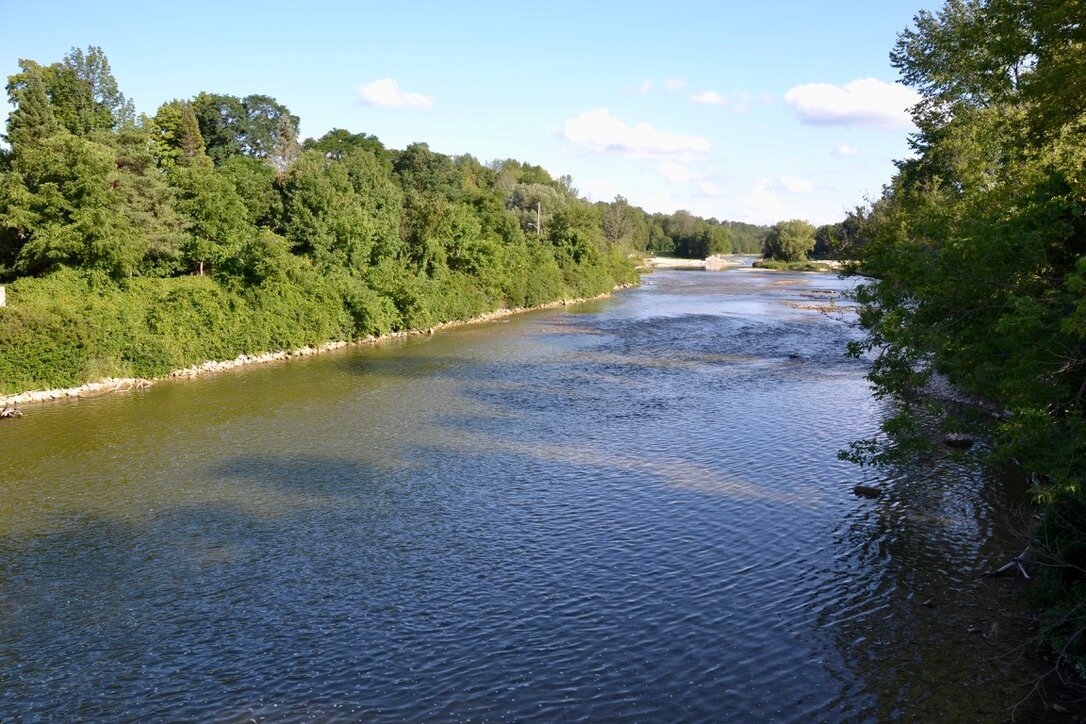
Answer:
xmin=820 ymin=441 xmax=1057 ymax=721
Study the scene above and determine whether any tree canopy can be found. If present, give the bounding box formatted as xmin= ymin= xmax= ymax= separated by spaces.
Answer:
xmin=848 ymin=0 xmax=1086 ymax=671
xmin=762 ymin=219 xmax=815 ymax=262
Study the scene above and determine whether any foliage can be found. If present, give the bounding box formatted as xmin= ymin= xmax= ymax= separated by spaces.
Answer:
xmin=762 ymin=219 xmax=815 ymax=262
xmin=751 ymin=259 xmax=830 ymax=271
xmin=0 ymin=47 xmax=647 ymax=406
xmin=303 ymin=128 xmax=389 ymax=163
xmin=848 ymin=0 xmax=1086 ymax=671
xmin=151 ymin=100 xmax=211 ymax=169
xmin=191 ymin=92 xmax=299 ymax=165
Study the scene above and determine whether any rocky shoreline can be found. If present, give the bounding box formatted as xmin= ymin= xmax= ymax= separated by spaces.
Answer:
xmin=0 ymin=287 xmax=631 ymax=410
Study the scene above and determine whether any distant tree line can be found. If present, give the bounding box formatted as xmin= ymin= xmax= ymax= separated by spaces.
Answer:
xmin=600 ymin=204 xmax=769 ymax=258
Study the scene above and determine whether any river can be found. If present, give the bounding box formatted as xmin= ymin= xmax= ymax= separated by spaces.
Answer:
xmin=0 ymin=268 xmax=1053 ymax=720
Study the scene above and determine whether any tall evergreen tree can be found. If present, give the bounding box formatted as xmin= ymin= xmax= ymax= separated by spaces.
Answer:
xmin=177 ymin=102 xmax=211 ymax=168
xmin=5 ymin=61 xmax=62 ymax=149
xmin=268 ymin=114 xmax=300 ymax=173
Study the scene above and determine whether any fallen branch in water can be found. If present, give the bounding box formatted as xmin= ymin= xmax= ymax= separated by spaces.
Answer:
xmin=983 ymin=547 xmax=1030 ymax=580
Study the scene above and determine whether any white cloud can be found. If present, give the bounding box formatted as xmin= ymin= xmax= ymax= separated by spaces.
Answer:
xmin=637 ymin=79 xmax=654 ymax=95
xmin=357 ymin=78 xmax=435 ymax=110
xmin=780 ymin=175 xmax=814 ymax=193
xmin=658 ymin=160 xmax=693 ymax=183
xmin=689 ymin=90 xmax=726 ymax=106
xmin=831 ymin=144 xmax=860 ymax=157
xmin=578 ymin=177 xmax=619 ymax=203
xmin=665 ymin=78 xmax=687 ymax=92
xmin=563 ymin=109 xmax=711 ymax=159
xmin=783 ymin=78 xmax=919 ymax=130
xmin=699 ymin=180 xmax=721 ymax=196
xmin=745 ymin=178 xmax=788 ymax=222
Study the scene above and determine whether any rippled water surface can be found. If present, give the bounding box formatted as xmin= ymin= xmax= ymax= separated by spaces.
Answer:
xmin=0 ymin=269 xmax=1048 ymax=720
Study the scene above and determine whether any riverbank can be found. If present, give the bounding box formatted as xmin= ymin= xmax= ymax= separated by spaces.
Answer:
xmin=0 ymin=287 xmax=632 ymax=410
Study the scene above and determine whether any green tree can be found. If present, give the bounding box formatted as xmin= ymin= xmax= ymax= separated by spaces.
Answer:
xmin=169 ymin=165 xmax=251 ymax=275
xmin=848 ymin=0 xmax=1086 ymax=671
xmin=3 ymin=133 xmax=143 ymax=277
xmin=304 ymin=128 xmax=388 ymax=163
xmin=46 ymin=46 xmax=133 ymax=136
xmin=240 ymin=94 xmax=299 ymax=160
xmin=280 ymin=149 xmax=401 ymax=273
xmin=191 ymin=93 xmax=299 ymax=165
xmin=268 ymin=114 xmax=300 ymax=173
xmin=112 ymin=123 xmax=188 ymax=275
xmin=152 ymin=100 xmax=212 ymax=169
xmin=191 ymin=92 xmax=246 ymax=162
xmin=4 ymin=61 xmax=62 ymax=149
xmin=217 ymin=155 xmax=281 ymax=228
xmin=762 ymin=219 xmax=815 ymax=261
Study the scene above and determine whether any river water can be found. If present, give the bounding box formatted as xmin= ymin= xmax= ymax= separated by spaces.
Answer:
xmin=0 ymin=268 xmax=1052 ymax=720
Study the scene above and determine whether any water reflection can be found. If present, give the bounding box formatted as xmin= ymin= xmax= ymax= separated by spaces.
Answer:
xmin=0 ymin=269 xmax=1054 ymax=720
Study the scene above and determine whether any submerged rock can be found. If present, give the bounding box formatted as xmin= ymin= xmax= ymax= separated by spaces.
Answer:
xmin=943 ymin=432 xmax=975 ymax=449
xmin=852 ymin=484 xmax=882 ymax=499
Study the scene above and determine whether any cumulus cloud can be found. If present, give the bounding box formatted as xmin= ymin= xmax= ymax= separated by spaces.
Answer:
xmin=831 ymin=144 xmax=860 ymax=157
xmin=578 ymin=177 xmax=619 ymax=203
xmin=357 ymin=78 xmax=434 ymax=110
xmin=745 ymin=178 xmax=788 ymax=222
xmin=780 ymin=175 xmax=814 ymax=193
xmin=783 ymin=78 xmax=919 ymax=130
xmin=563 ymin=109 xmax=711 ymax=158
xmin=658 ymin=160 xmax=693 ymax=183
xmin=689 ymin=90 xmax=725 ymax=106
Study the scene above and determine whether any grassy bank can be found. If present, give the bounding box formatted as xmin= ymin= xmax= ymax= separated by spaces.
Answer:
xmin=752 ymin=259 xmax=832 ymax=272
xmin=0 ymin=251 xmax=636 ymax=397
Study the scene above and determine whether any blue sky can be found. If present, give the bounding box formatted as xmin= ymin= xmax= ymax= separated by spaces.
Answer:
xmin=2 ymin=0 xmax=944 ymax=225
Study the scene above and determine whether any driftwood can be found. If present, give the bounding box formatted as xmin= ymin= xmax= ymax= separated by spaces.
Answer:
xmin=0 ymin=406 xmax=22 ymax=419
xmin=983 ymin=547 xmax=1030 ymax=580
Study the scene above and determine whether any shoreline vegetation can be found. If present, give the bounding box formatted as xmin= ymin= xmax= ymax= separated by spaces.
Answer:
xmin=0 ymin=286 xmax=630 ymax=409
xmin=840 ymin=0 xmax=1086 ymax=679
xmin=751 ymin=259 xmax=836 ymax=272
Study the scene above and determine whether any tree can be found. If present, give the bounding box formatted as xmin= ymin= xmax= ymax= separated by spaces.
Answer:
xmin=240 ymin=94 xmax=299 ymax=160
xmin=602 ymin=195 xmax=635 ymax=246
xmin=3 ymin=133 xmax=144 ymax=277
xmin=303 ymin=128 xmax=388 ymax=163
xmin=191 ymin=92 xmax=246 ymax=162
xmin=848 ymin=0 xmax=1086 ymax=672
xmin=169 ymin=165 xmax=251 ymax=275
xmin=280 ymin=149 xmax=402 ymax=273
xmin=268 ymin=114 xmax=300 ymax=173
xmin=177 ymin=102 xmax=211 ymax=167
xmin=152 ymin=100 xmax=211 ymax=169
xmin=217 ymin=155 xmax=281 ymax=228
xmin=762 ymin=219 xmax=815 ymax=261
xmin=4 ymin=61 xmax=62 ymax=149
xmin=46 ymin=46 xmax=133 ymax=136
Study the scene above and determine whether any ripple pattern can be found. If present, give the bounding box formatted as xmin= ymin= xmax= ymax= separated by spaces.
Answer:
xmin=0 ymin=270 xmax=1047 ymax=720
